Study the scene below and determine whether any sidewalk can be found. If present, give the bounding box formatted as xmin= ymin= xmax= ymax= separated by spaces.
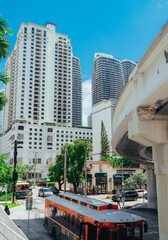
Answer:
xmin=88 ymin=194 xmax=159 ymax=240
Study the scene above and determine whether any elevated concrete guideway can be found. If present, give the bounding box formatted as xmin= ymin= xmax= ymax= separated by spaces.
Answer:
xmin=112 ymin=21 xmax=168 ymax=240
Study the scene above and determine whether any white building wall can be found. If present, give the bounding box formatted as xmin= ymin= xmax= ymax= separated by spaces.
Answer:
xmin=0 ymin=123 xmax=92 ymax=178
xmin=92 ymin=99 xmax=116 ymax=161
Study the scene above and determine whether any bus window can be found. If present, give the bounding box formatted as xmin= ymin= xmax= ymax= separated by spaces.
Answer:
xmin=49 ymin=204 xmax=52 ymax=218
xmin=52 ymin=206 xmax=54 ymax=219
xmin=119 ymin=228 xmax=132 ymax=240
xmin=101 ymin=228 xmax=117 ymax=240
xmin=60 ymin=210 xmax=64 ymax=225
xmin=88 ymin=224 xmax=97 ymax=240
xmin=71 ymin=215 xmax=76 ymax=233
xmin=64 ymin=211 xmax=67 ymax=227
xmin=57 ymin=208 xmax=60 ymax=223
xmin=134 ymin=226 xmax=142 ymax=239
xmin=81 ymin=220 xmax=85 ymax=240
xmin=21 ymin=185 xmax=24 ymax=190
xmin=68 ymin=213 xmax=71 ymax=230
xmin=54 ymin=207 xmax=57 ymax=220
xmin=76 ymin=217 xmax=80 ymax=236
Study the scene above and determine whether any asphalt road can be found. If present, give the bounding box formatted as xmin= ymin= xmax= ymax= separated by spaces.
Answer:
xmin=9 ymin=189 xmax=159 ymax=240
xmin=10 ymin=188 xmax=52 ymax=240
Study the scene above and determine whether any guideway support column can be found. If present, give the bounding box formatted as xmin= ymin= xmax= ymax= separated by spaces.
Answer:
xmin=140 ymin=163 xmax=157 ymax=209
xmin=153 ymin=144 xmax=168 ymax=240
xmin=128 ymin=111 xmax=168 ymax=240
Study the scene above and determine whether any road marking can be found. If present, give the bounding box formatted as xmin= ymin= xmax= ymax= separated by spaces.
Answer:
xmin=35 ymin=200 xmax=43 ymax=202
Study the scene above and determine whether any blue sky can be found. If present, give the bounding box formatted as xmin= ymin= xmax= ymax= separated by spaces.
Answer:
xmin=0 ymin=0 xmax=168 ymax=124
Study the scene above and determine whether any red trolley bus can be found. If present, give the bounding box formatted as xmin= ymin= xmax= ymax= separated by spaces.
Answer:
xmin=44 ymin=192 xmax=148 ymax=240
xmin=16 ymin=182 xmax=32 ymax=199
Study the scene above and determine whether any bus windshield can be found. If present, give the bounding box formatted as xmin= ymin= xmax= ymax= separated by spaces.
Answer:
xmin=100 ymin=226 xmax=142 ymax=240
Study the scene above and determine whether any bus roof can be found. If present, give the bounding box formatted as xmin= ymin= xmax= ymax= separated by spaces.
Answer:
xmin=16 ymin=182 xmax=29 ymax=185
xmin=46 ymin=195 xmax=142 ymax=223
xmin=59 ymin=192 xmax=108 ymax=207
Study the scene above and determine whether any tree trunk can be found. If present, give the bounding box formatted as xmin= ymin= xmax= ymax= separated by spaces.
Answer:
xmin=73 ymin=182 xmax=78 ymax=194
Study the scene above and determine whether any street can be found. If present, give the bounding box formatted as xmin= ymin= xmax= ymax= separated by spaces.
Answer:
xmin=10 ymin=188 xmax=52 ymax=240
xmin=9 ymin=189 xmax=158 ymax=240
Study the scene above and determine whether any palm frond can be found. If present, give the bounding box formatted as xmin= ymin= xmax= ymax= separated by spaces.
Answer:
xmin=0 ymin=37 xmax=10 ymax=59
xmin=0 ymin=16 xmax=12 ymax=35
xmin=0 ymin=92 xmax=8 ymax=110
xmin=0 ymin=72 xmax=10 ymax=84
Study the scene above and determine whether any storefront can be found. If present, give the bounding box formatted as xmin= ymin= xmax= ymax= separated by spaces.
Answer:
xmin=95 ymin=173 xmax=107 ymax=194
xmin=113 ymin=174 xmax=130 ymax=190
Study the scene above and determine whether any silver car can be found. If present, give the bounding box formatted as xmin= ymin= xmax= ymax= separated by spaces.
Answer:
xmin=38 ymin=188 xmax=53 ymax=197
xmin=136 ymin=189 xmax=147 ymax=198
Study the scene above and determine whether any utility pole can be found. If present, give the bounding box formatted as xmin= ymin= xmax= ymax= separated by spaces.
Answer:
xmin=85 ymin=140 xmax=87 ymax=197
xmin=122 ymin=159 xmax=124 ymax=192
xmin=12 ymin=140 xmax=18 ymax=203
xmin=33 ymin=152 xmax=38 ymax=188
xmin=64 ymin=145 xmax=67 ymax=192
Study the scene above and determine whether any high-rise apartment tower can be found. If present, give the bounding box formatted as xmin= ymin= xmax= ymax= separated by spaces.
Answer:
xmin=121 ymin=59 xmax=137 ymax=85
xmin=72 ymin=56 xmax=82 ymax=127
xmin=92 ymin=53 xmax=136 ymax=105
xmin=3 ymin=22 xmax=73 ymax=132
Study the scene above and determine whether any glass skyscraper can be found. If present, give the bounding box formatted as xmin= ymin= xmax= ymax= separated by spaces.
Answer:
xmin=92 ymin=53 xmax=136 ymax=105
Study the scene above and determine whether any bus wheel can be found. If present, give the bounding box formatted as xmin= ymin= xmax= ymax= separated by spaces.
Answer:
xmin=52 ymin=228 xmax=57 ymax=240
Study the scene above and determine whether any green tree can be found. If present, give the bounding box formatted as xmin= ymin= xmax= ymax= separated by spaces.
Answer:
xmin=28 ymin=164 xmax=34 ymax=179
xmin=66 ymin=140 xmax=92 ymax=193
xmin=125 ymin=170 xmax=147 ymax=189
xmin=0 ymin=154 xmax=13 ymax=186
xmin=102 ymin=153 xmax=139 ymax=168
xmin=0 ymin=16 xmax=12 ymax=110
xmin=48 ymin=140 xmax=92 ymax=193
xmin=100 ymin=121 xmax=110 ymax=158
xmin=48 ymin=154 xmax=64 ymax=190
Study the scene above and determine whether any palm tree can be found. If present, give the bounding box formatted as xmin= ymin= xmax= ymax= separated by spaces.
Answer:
xmin=0 ymin=15 xmax=12 ymax=110
xmin=28 ymin=165 xmax=34 ymax=179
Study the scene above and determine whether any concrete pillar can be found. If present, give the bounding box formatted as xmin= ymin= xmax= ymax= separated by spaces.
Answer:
xmin=146 ymin=166 xmax=157 ymax=209
xmin=141 ymin=163 xmax=157 ymax=209
xmin=153 ymin=143 xmax=168 ymax=240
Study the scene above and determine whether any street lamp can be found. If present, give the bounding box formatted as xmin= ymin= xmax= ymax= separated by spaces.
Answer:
xmin=33 ymin=152 xmax=38 ymax=188
xmin=83 ymin=139 xmax=92 ymax=197
xmin=64 ymin=145 xmax=67 ymax=193
xmin=12 ymin=140 xmax=18 ymax=203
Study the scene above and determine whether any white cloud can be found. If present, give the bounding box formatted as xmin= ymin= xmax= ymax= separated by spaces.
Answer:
xmin=82 ymin=79 xmax=92 ymax=126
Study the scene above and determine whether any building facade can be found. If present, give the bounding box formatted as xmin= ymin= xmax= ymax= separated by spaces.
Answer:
xmin=1 ymin=22 xmax=88 ymax=178
xmin=92 ymin=53 xmax=136 ymax=105
xmin=0 ymin=122 xmax=92 ymax=178
xmin=92 ymin=98 xmax=116 ymax=161
xmin=72 ymin=56 xmax=82 ymax=127
xmin=3 ymin=22 xmax=74 ymax=132
xmin=86 ymin=161 xmax=141 ymax=194
xmin=121 ymin=59 xmax=137 ymax=84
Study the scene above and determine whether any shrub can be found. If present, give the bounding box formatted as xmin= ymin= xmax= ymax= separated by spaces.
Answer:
xmin=47 ymin=182 xmax=55 ymax=187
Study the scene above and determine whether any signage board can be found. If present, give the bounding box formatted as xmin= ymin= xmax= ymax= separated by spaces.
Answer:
xmin=26 ymin=196 xmax=33 ymax=211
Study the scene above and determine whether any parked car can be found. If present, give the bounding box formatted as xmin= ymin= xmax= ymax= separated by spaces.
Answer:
xmin=143 ymin=192 xmax=148 ymax=199
xmin=38 ymin=188 xmax=53 ymax=197
xmin=136 ymin=189 xmax=147 ymax=198
xmin=49 ymin=186 xmax=59 ymax=195
xmin=112 ymin=190 xmax=138 ymax=202
xmin=37 ymin=182 xmax=47 ymax=187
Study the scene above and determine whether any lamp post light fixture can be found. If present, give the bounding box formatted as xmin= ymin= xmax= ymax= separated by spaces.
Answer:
xmin=33 ymin=152 xmax=38 ymax=188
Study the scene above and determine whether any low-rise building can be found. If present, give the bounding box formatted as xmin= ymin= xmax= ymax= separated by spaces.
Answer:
xmin=92 ymin=98 xmax=116 ymax=161
xmin=0 ymin=121 xmax=92 ymax=178
xmin=86 ymin=161 xmax=141 ymax=194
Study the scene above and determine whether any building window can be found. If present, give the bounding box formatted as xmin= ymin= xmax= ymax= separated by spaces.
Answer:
xmin=48 ymin=128 xmax=53 ymax=132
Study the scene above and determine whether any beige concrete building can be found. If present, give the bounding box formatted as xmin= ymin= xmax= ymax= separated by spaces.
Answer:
xmin=86 ymin=161 xmax=140 ymax=194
